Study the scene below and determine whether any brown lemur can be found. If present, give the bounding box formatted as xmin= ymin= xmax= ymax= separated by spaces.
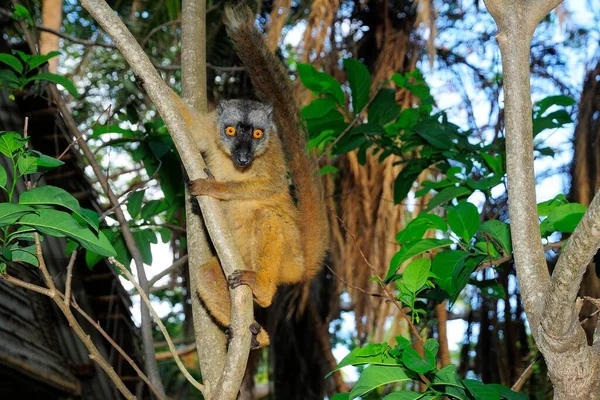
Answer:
xmin=186 ymin=4 xmax=329 ymax=349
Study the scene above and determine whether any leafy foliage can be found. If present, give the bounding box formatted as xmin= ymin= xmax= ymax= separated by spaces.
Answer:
xmin=299 ymin=60 xmax=582 ymax=399
xmin=0 ymin=131 xmax=115 ymax=273
xmin=0 ymin=51 xmax=79 ymax=98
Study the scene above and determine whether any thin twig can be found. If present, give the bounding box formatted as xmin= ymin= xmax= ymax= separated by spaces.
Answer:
xmin=69 ymin=298 xmax=165 ymax=400
xmin=325 ymin=264 xmax=383 ymax=298
xmin=155 ymin=343 xmax=196 ymax=361
xmin=36 ymin=24 xmax=117 ymax=48
xmin=1 ymin=275 xmax=52 ymax=296
xmin=32 ymin=234 xmax=135 ymax=399
xmin=64 ymin=250 xmax=78 ymax=308
xmin=58 ymin=104 xmax=112 ymax=161
xmin=109 ymin=257 xmax=206 ymax=395
xmin=148 ymin=255 xmax=188 ymax=287
xmin=153 ymin=63 xmax=246 ymax=72
xmin=476 ymin=240 xmax=565 ymax=271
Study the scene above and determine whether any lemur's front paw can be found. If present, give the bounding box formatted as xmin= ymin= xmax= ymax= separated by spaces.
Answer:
xmin=227 ymin=269 xmax=256 ymax=289
xmin=189 ymin=178 xmax=211 ymax=196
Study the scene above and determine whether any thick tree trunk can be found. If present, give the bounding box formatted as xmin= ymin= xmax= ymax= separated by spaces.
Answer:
xmin=484 ymin=0 xmax=600 ymax=397
xmin=40 ymin=0 xmax=62 ymax=73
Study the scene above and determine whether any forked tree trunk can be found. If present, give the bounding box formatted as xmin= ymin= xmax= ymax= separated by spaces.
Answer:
xmin=484 ymin=0 xmax=600 ymax=397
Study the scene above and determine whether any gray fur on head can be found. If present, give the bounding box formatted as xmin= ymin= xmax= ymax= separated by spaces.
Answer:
xmin=215 ymin=99 xmax=276 ymax=168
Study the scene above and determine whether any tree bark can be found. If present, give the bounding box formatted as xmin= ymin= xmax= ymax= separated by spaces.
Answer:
xmin=40 ymin=0 xmax=62 ymax=73
xmin=180 ymin=0 xmax=228 ymax=392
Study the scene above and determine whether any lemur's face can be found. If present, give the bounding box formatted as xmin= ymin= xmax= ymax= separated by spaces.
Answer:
xmin=215 ymin=99 xmax=274 ymax=169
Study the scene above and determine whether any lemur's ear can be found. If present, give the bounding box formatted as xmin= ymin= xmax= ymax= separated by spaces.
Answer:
xmin=264 ymin=103 xmax=273 ymax=117
xmin=216 ymin=100 xmax=229 ymax=115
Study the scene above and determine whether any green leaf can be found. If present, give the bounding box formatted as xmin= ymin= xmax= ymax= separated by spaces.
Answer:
xmin=401 ymin=346 xmax=435 ymax=374
xmin=387 ymin=239 xmax=453 ymax=281
xmin=133 ymin=230 xmax=153 ymax=265
xmin=327 ymin=343 xmax=397 ymax=377
xmin=350 ymin=365 xmax=410 ymax=399
xmin=0 ymin=203 xmax=36 ymax=226
xmin=368 ymin=89 xmax=401 ymax=125
xmin=11 ymin=244 xmax=38 ymax=266
xmin=481 ymin=152 xmax=503 ymax=175
xmin=16 ymin=209 xmax=116 ymax=257
xmin=319 ymin=165 xmax=339 ymax=176
xmin=302 ymin=97 xmax=337 ymax=119
xmin=402 ymin=258 xmax=431 ymax=293
xmin=431 ymin=250 xmax=469 ymax=295
xmin=382 ymin=391 xmax=421 ymax=400
xmin=0 ymin=165 xmax=7 ymax=188
xmin=28 ymin=51 xmax=61 ymax=70
xmin=414 ymin=120 xmax=453 ymax=149
xmin=540 ymin=203 xmax=586 ymax=236
xmin=27 ymin=73 xmax=79 ymax=98
xmin=534 ymin=95 xmax=576 ymax=117
xmin=19 ymin=186 xmax=97 ymax=231
xmin=537 ymin=194 xmax=568 ymax=216
xmin=471 ymin=279 xmax=506 ymax=299
xmin=396 ymin=214 xmax=447 ymax=244
xmin=447 ymin=202 xmax=480 ymax=242
xmin=0 ymin=131 xmax=27 ymax=157
xmin=394 ymin=158 xmax=432 ymax=204
xmin=332 ymin=134 xmax=366 ymax=155
xmin=12 ymin=4 xmax=34 ymax=26
xmin=297 ymin=63 xmax=345 ymax=105
xmin=28 ymin=150 xmax=64 ymax=169
xmin=344 ymin=59 xmax=371 ymax=113
xmin=463 ymin=379 xmax=500 ymax=400
xmin=0 ymin=54 xmax=23 ymax=73
xmin=331 ymin=394 xmax=350 ymax=400
xmin=479 ymin=220 xmax=512 ymax=254
xmin=0 ymin=69 xmax=21 ymax=86
xmin=487 ymin=384 xmax=530 ymax=400
xmin=349 ymin=123 xmax=386 ymax=136
xmin=17 ymin=152 xmax=37 ymax=174
xmin=127 ymin=190 xmax=145 ymax=219
xmin=426 ymin=185 xmax=471 ymax=211
xmin=424 ymin=338 xmax=439 ymax=357
xmin=431 ymin=365 xmax=468 ymax=399
xmin=141 ymin=199 xmax=168 ymax=220
xmin=0 ymin=262 xmax=6 ymax=274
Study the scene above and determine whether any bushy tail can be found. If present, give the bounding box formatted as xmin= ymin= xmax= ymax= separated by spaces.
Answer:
xmin=224 ymin=4 xmax=329 ymax=280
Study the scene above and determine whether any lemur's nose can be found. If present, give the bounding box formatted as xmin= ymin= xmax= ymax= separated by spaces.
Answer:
xmin=236 ymin=153 xmax=252 ymax=167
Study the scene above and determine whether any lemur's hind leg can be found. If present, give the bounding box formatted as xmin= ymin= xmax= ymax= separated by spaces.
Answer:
xmin=227 ymin=209 xmax=282 ymax=308
xmin=196 ymin=256 xmax=269 ymax=349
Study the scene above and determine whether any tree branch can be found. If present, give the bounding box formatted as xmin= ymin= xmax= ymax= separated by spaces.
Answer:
xmin=543 ymin=190 xmax=600 ymax=337
xmin=36 ymin=24 xmax=117 ymax=48
xmin=110 ymin=257 xmax=206 ymax=395
xmin=31 ymin=235 xmax=136 ymax=399
xmin=48 ymin=83 xmax=166 ymax=396
xmin=76 ymin=1 xmax=255 ymax=398
xmin=148 ymin=255 xmax=188 ymax=287
xmin=484 ymin=0 xmax=551 ymax=332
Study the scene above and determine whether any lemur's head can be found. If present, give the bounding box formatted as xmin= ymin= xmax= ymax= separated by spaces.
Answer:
xmin=215 ymin=99 xmax=275 ymax=169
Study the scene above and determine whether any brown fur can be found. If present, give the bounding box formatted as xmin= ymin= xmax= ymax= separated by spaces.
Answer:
xmin=224 ymin=4 xmax=330 ymax=280
xmin=177 ymin=4 xmax=329 ymax=349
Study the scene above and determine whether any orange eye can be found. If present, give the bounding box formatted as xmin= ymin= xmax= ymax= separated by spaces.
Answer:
xmin=253 ymin=129 xmax=264 ymax=139
xmin=225 ymin=126 xmax=236 ymax=136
